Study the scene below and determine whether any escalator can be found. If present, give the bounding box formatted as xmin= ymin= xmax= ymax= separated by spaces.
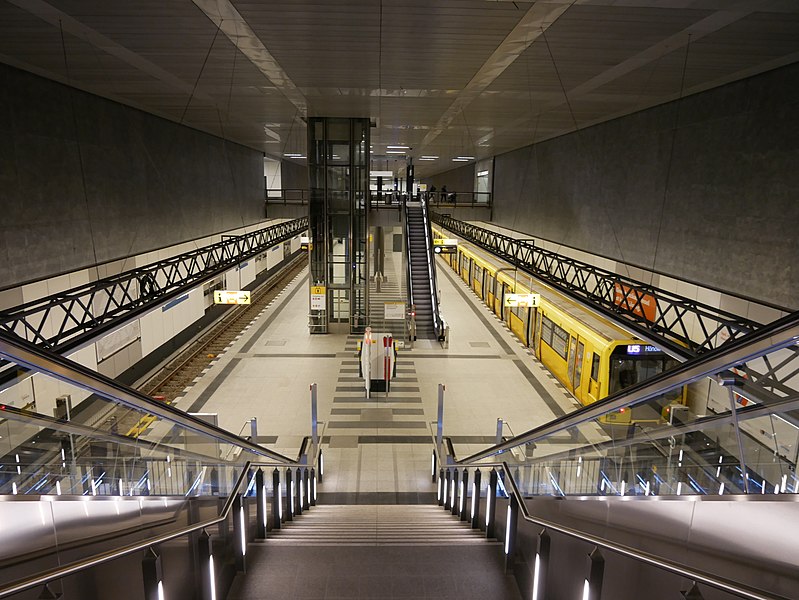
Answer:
xmin=405 ymin=200 xmax=442 ymax=340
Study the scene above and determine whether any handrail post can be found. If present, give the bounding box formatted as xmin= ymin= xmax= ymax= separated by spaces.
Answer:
xmin=310 ymin=468 xmax=317 ymax=506
xmin=197 ymin=530 xmax=215 ymax=600
xmin=431 ymin=447 xmax=437 ymax=483
xmin=310 ymin=383 xmax=319 ymax=465
xmin=451 ymin=468 xmax=459 ymax=515
xmin=437 ymin=384 xmax=445 ymax=463
xmin=460 ymin=469 xmax=469 ymax=521
xmin=531 ymin=529 xmax=551 ymax=600
xmin=444 ymin=469 xmax=452 ymax=510
xmin=255 ymin=468 xmax=266 ymax=539
xmin=504 ymin=494 xmax=519 ymax=571
xmin=318 ymin=448 xmax=324 ymax=483
xmin=437 ymin=468 xmax=445 ymax=506
xmin=285 ymin=468 xmax=294 ymax=521
xmin=585 ymin=547 xmax=605 ymax=600
xmin=486 ymin=468 xmax=498 ymax=538
xmin=272 ymin=468 xmax=282 ymax=530
xmin=295 ymin=468 xmax=303 ymax=515
xmin=303 ymin=468 xmax=311 ymax=510
xmin=232 ymin=494 xmax=246 ymax=572
xmin=471 ymin=469 xmax=482 ymax=529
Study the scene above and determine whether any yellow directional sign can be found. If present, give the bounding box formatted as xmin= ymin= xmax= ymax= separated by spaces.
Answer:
xmin=214 ymin=290 xmax=251 ymax=305
xmin=310 ymin=286 xmax=326 ymax=311
xmin=504 ymin=293 xmax=540 ymax=308
xmin=310 ymin=286 xmax=326 ymax=295
xmin=433 ymin=238 xmax=458 ymax=254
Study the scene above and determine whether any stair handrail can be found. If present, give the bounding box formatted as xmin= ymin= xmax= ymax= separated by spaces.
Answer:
xmin=489 ymin=460 xmax=790 ymax=600
xmin=0 ymin=329 xmax=295 ymax=464
xmin=456 ymin=309 xmax=799 ymax=466
xmin=420 ymin=195 xmax=444 ymax=339
xmin=0 ymin=461 xmax=253 ymax=598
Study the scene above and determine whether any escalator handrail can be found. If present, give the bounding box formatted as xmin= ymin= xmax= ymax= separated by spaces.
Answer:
xmin=420 ymin=196 xmax=443 ymax=337
xmin=0 ymin=330 xmax=295 ymax=463
xmin=0 ymin=462 xmax=253 ymax=598
xmin=497 ymin=460 xmax=790 ymax=600
xmin=403 ymin=202 xmax=415 ymax=315
xmin=457 ymin=309 xmax=799 ymax=465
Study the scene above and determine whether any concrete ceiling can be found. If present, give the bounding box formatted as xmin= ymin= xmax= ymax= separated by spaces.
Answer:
xmin=1 ymin=0 xmax=797 ymax=177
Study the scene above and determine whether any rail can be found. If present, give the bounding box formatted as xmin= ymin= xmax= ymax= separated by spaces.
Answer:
xmin=493 ymin=460 xmax=791 ymax=600
xmin=264 ymin=188 xmax=309 ymax=203
xmin=0 ymin=217 xmax=308 ymax=355
xmin=425 ymin=191 xmax=492 ymax=207
xmin=432 ymin=213 xmax=756 ymax=357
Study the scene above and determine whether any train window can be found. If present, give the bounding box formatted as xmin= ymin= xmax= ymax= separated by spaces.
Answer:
xmin=608 ymin=347 xmax=682 ymax=399
xmin=540 ymin=315 xmax=568 ymax=360
xmin=590 ymin=353 xmax=600 ymax=381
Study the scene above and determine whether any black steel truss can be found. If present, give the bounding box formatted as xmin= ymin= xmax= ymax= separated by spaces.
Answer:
xmin=0 ymin=218 xmax=308 ymax=354
xmin=432 ymin=213 xmax=759 ymax=357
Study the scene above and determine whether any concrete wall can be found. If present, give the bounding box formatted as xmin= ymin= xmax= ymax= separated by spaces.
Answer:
xmin=280 ymin=158 xmax=308 ymax=190
xmin=423 ymin=162 xmax=475 ymax=194
xmin=492 ymin=63 xmax=799 ymax=310
xmin=0 ymin=62 xmax=264 ymax=290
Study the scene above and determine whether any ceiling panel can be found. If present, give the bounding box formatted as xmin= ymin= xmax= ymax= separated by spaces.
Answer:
xmin=0 ymin=0 xmax=796 ymax=177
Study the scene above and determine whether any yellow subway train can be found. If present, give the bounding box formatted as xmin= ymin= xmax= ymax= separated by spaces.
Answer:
xmin=433 ymin=227 xmax=685 ymax=425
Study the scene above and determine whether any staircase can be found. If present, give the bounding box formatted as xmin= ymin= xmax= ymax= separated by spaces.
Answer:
xmin=267 ymin=504 xmax=487 ymax=545
xmin=230 ymin=505 xmax=522 ymax=600
xmin=406 ymin=204 xmax=437 ymax=339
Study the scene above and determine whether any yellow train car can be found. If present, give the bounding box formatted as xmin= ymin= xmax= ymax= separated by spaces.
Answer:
xmin=433 ymin=226 xmax=685 ymax=425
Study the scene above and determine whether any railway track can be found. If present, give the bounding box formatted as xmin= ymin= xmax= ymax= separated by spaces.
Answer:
xmin=117 ymin=255 xmax=307 ymax=437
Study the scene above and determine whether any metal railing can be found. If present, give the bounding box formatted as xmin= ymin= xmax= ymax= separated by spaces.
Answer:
xmin=264 ymin=188 xmax=309 ymax=204
xmin=425 ymin=191 xmax=492 ymax=207
xmin=432 ymin=213 xmax=757 ymax=357
xmin=421 ymin=197 xmax=444 ymax=339
xmin=489 ymin=461 xmax=790 ymax=600
xmin=0 ymin=217 xmax=308 ymax=354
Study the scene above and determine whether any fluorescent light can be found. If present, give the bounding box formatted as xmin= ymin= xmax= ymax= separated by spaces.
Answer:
xmin=320 ymin=453 xmax=324 ymax=476
xmin=262 ymin=487 xmax=267 ymax=527
xmin=485 ymin=493 xmax=491 ymax=527
xmin=471 ymin=483 xmax=477 ymax=519
xmin=157 ymin=581 xmax=165 ymax=600
xmin=459 ymin=482 xmax=465 ymax=513
xmin=420 ymin=155 xmax=439 ymax=159
xmin=532 ymin=554 xmax=541 ymax=599
xmin=477 ymin=170 xmax=489 ymax=177
xmin=504 ymin=506 xmax=512 ymax=554
xmin=452 ymin=158 xmax=469 ymax=162
xmin=431 ymin=453 xmax=436 ymax=477
xmin=209 ymin=554 xmax=217 ymax=600
xmin=582 ymin=579 xmax=590 ymax=600
xmin=719 ymin=482 xmax=725 ymax=495
xmin=456 ymin=156 xmax=475 ymax=160
xmin=443 ymin=478 xmax=448 ymax=504
xmin=239 ymin=506 xmax=246 ymax=556
xmin=437 ymin=477 xmax=442 ymax=502
xmin=386 ymin=145 xmax=409 ymax=149
xmin=283 ymin=153 xmax=303 ymax=157
xmin=278 ymin=483 xmax=283 ymax=519
xmin=386 ymin=151 xmax=406 ymax=154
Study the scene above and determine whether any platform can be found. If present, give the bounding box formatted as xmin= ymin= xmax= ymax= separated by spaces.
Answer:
xmin=169 ymin=256 xmax=592 ymax=501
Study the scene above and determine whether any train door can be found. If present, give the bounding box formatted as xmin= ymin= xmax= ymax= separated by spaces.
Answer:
xmin=588 ymin=352 xmax=601 ymax=402
xmin=533 ymin=309 xmax=543 ymax=358
xmin=570 ymin=340 xmax=586 ymax=402
xmin=567 ymin=336 xmax=578 ymax=392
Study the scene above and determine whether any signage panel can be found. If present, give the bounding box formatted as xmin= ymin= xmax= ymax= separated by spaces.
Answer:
xmin=214 ymin=290 xmax=251 ymax=305
xmin=504 ymin=293 xmax=540 ymax=308
xmin=310 ymin=286 xmax=326 ymax=311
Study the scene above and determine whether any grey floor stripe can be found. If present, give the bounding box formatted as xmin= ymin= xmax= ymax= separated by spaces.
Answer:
xmin=250 ymin=353 xmax=338 ymax=358
xmin=333 ymin=397 xmax=422 ymax=403
xmin=240 ymin=273 xmax=309 ymax=353
xmin=357 ymin=435 xmax=431 ymax=444
xmin=328 ymin=421 xmax=426 ymax=429
xmin=407 ymin=354 xmax=501 ymax=359
xmin=512 ymin=359 xmax=566 ymax=417
xmin=186 ymin=358 xmax=242 ymax=413
xmin=438 ymin=265 xmax=514 ymax=354
xmin=392 ymin=408 xmax=425 ymax=415
xmin=330 ymin=408 xmax=362 ymax=415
